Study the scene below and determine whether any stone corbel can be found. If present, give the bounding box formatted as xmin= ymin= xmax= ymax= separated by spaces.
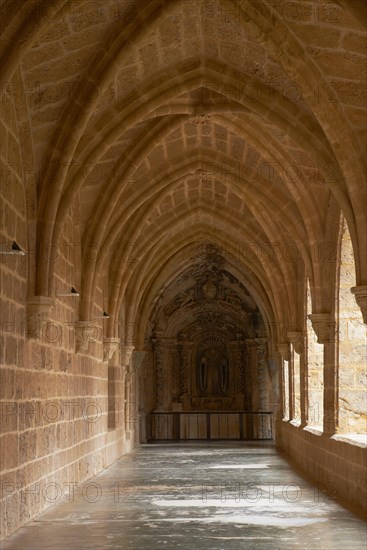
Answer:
xmin=103 ymin=337 xmax=120 ymax=362
xmin=26 ymin=296 xmax=55 ymax=339
xmin=120 ymin=345 xmax=135 ymax=368
xmin=75 ymin=321 xmax=101 ymax=354
xmin=287 ymin=331 xmax=304 ymax=354
xmin=277 ymin=342 xmax=290 ymax=362
xmin=351 ymin=285 xmax=367 ymax=324
xmin=308 ymin=313 xmax=336 ymax=344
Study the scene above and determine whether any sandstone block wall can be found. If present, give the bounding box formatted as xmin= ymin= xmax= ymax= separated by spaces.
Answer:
xmin=278 ymin=421 xmax=367 ymax=514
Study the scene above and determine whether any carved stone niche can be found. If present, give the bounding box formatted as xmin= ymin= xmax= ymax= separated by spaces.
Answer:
xmin=308 ymin=313 xmax=336 ymax=344
xmin=26 ymin=297 xmax=54 ymax=339
xmin=75 ymin=321 xmax=101 ymax=354
xmin=103 ymin=337 xmax=120 ymax=362
xmin=351 ymin=285 xmax=367 ymax=324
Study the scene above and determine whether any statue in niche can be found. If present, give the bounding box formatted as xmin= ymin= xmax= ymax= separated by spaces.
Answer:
xmin=202 ymin=277 xmax=217 ymax=300
xmin=198 ymin=348 xmax=229 ymax=396
xmin=219 ymin=358 xmax=228 ymax=393
xmin=199 ymin=356 xmax=207 ymax=391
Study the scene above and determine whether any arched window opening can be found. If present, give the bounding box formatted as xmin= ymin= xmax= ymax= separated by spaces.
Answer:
xmin=306 ymin=279 xmax=324 ymax=428
xmin=338 ymin=220 xmax=367 ymax=435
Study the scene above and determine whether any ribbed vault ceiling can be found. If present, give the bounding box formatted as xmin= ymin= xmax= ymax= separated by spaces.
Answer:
xmin=2 ymin=0 xmax=366 ymax=346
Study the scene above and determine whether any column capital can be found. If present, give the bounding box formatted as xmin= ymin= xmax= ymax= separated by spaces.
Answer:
xmin=120 ymin=345 xmax=134 ymax=366
xmin=277 ymin=342 xmax=290 ymax=361
xmin=287 ymin=331 xmax=304 ymax=354
xmin=308 ymin=313 xmax=336 ymax=344
xmin=351 ymin=285 xmax=367 ymax=324
xmin=254 ymin=337 xmax=268 ymax=345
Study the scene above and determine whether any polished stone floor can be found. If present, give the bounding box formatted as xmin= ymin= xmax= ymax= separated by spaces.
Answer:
xmin=2 ymin=442 xmax=367 ymax=549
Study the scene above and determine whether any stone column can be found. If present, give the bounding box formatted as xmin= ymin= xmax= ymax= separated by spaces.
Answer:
xmin=121 ymin=345 xmax=134 ymax=438
xmin=267 ymin=351 xmax=282 ymax=441
xmin=278 ymin=342 xmax=290 ymax=420
xmin=287 ymin=331 xmax=306 ymax=426
xmin=308 ymin=313 xmax=337 ymax=435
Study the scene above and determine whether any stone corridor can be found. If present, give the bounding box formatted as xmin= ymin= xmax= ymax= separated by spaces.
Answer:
xmin=2 ymin=443 xmax=366 ymax=550
xmin=1 ymin=0 xmax=366 ymax=544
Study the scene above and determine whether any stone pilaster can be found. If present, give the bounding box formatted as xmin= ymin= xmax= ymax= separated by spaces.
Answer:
xmin=287 ymin=332 xmax=305 ymax=425
xmin=267 ymin=351 xmax=282 ymax=428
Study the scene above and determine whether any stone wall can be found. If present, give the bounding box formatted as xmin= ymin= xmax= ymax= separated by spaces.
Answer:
xmin=278 ymin=421 xmax=367 ymax=514
xmin=0 ymin=113 xmax=136 ymax=538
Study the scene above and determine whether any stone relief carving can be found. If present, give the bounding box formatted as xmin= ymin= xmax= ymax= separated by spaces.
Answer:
xmin=198 ymin=348 xmax=229 ymax=396
xmin=178 ymin=343 xmax=191 ymax=397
